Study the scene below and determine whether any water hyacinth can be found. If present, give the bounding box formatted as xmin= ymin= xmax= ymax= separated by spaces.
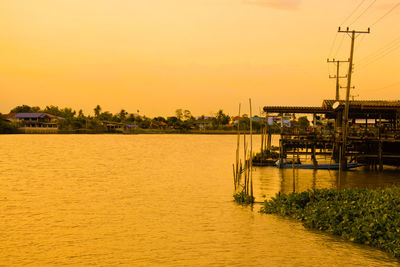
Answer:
xmin=233 ymin=191 xmax=255 ymax=205
xmin=260 ymin=187 xmax=400 ymax=258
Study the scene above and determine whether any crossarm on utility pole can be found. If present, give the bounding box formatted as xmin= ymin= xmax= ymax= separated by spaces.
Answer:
xmin=327 ymin=58 xmax=349 ymax=100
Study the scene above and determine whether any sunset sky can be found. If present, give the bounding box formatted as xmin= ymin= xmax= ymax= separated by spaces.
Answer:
xmin=1 ymin=0 xmax=399 ymax=117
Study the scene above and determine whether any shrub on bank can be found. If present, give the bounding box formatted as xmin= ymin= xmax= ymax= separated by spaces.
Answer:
xmin=260 ymin=188 xmax=400 ymax=258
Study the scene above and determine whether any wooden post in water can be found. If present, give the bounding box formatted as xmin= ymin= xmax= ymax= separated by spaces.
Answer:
xmin=234 ymin=104 xmax=241 ymax=190
xmin=260 ymin=124 xmax=264 ymax=155
xmin=378 ymin=126 xmax=383 ymax=171
xmin=338 ymin=145 xmax=342 ymax=189
xmin=279 ymin=139 xmax=283 ymax=168
xmin=378 ymin=141 xmax=383 ymax=171
xmin=266 ymin=114 xmax=269 ymax=152
xmin=249 ymin=98 xmax=254 ymax=201
xmin=292 ymin=147 xmax=295 ymax=169
xmin=243 ymin=133 xmax=247 ymax=193
xmin=312 ymin=145 xmax=318 ymax=169
xmin=292 ymin=149 xmax=296 ymax=193
xmin=297 ymin=145 xmax=300 ymax=163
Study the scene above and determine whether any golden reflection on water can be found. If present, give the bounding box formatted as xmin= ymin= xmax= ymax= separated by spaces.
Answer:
xmin=270 ymin=167 xmax=400 ymax=195
xmin=0 ymin=135 xmax=399 ymax=266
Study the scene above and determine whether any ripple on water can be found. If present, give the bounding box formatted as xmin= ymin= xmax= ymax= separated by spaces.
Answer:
xmin=0 ymin=135 xmax=399 ymax=266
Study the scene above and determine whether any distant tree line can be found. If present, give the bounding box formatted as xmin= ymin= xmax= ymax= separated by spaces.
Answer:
xmin=1 ymin=104 xmax=310 ymax=134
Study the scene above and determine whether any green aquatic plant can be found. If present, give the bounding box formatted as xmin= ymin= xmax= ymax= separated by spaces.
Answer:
xmin=254 ymin=149 xmax=279 ymax=159
xmin=260 ymin=188 xmax=400 ymax=258
xmin=233 ymin=190 xmax=255 ymax=205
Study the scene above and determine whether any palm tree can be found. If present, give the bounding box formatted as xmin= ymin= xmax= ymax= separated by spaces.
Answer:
xmin=119 ymin=109 xmax=128 ymax=121
xmin=94 ymin=105 xmax=102 ymax=118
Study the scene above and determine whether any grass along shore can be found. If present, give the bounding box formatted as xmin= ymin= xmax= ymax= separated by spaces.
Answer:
xmin=260 ymin=187 xmax=400 ymax=258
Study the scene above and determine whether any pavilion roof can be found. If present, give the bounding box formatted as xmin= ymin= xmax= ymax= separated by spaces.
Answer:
xmin=263 ymin=106 xmax=331 ymax=114
xmin=322 ymin=100 xmax=400 ymax=109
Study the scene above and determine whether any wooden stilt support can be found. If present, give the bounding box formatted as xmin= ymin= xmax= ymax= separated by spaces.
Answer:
xmin=267 ymin=132 xmax=271 ymax=151
xmin=378 ymin=141 xmax=383 ymax=171
xmin=279 ymin=139 xmax=283 ymax=168
xmin=312 ymin=145 xmax=318 ymax=169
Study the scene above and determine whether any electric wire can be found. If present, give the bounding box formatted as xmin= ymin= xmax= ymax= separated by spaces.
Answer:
xmin=328 ymin=0 xmax=366 ymax=59
xmin=364 ymin=81 xmax=400 ymax=92
xmin=357 ymin=43 xmax=400 ymax=71
xmin=340 ymin=0 xmax=367 ymax=26
xmin=328 ymin=33 xmax=339 ymax=58
xmin=353 ymin=2 xmax=400 ymax=72
xmin=357 ymin=35 xmax=400 ymax=69
xmin=371 ymin=2 xmax=400 ymax=27
xmin=356 ymin=34 xmax=366 ymax=48
xmin=349 ymin=0 xmax=377 ymax=26
xmin=359 ymin=35 xmax=400 ymax=62
xmin=334 ymin=34 xmax=346 ymax=57
xmin=330 ymin=1 xmax=400 ymax=95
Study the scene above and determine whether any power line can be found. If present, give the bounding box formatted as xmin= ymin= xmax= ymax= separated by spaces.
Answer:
xmin=351 ymin=1 xmax=400 ymax=67
xmin=328 ymin=32 xmax=339 ymax=58
xmin=371 ymin=2 xmax=400 ymax=27
xmin=333 ymin=34 xmax=346 ymax=57
xmin=328 ymin=0 xmax=366 ymax=59
xmin=364 ymin=81 xmax=400 ymax=92
xmin=359 ymin=35 xmax=400 ymax=62
xmin=356 ymin=35 xmax=400 ymax=70
xmin=340 ymin=0 xmax=367 ymax=26
xmin=349 ymin=0 xmax=377 ymax=26
xmin=357 ymin=43 xmax=400 ymax=71
xmin=356 ymin=34 xmax=366 ymax=49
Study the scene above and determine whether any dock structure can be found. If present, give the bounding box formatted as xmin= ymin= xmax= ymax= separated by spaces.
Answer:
xmin=263 ymin=100 xmax=400 ymax=171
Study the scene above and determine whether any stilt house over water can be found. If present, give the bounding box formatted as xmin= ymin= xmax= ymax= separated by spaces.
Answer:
xmin=263 ymin=99 xmax=400 ymax=170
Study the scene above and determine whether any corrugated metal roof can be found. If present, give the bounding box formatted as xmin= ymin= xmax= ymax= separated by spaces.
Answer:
xmin=263 ymin=106 xmax=331 ymax=114
xmin=323 ymin=100 xmax=400 ymax=108
xmin=14 ymin=113 xmax=48 ymax=118
xmin=12 ymin=113 xmax=61 ymax=119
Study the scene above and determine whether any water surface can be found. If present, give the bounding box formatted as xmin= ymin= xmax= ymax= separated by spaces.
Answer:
xmin=0 ymin=135 xmax=399 ymax=266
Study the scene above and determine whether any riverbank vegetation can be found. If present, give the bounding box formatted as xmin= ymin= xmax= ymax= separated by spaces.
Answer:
xmin=0 ymin=113 xmax=18 ymax=133
xmin=260 ymin=188 xmax=400 ymax=258
xmin=3 ymin=104 xmax=287 ymax=134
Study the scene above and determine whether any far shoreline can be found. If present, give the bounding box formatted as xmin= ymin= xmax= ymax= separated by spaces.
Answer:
xmin=0 ymin=129 xmax=276 ymax=135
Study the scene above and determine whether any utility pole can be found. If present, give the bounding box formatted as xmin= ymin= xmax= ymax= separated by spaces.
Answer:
xmin=338 ymin=27 xmax=370 ymax=170
xmin=327 ymin=58 xmax=349 ymax=100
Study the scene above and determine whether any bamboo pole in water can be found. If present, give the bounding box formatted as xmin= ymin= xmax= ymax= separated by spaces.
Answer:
xmin=260 ymin=124 xmax=264 ymax=155
xmin=249 ymin=98 xmax=254 ymax=201
xmin=293 ymin=147 xmax=296 ymax=193
xmin=232 ymin=163 xmax=236 ymax=189
xmin=243 ymin=134 xmax=247 ymax=194
xmin=235 ymin=104 xmax=241 ymax=190
xmin=239 ymin=159 xmax=242 ymax=187
xmin=262 ymin=127 xmax=267 ymax=151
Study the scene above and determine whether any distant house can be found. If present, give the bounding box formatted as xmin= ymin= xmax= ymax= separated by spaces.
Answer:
xmin=102 ymin=121 xmax=139 ymax=133
xmin=195 ymin=116 xmax=213 ymax=130
xmin=149 ymin=121 xmax=167 ymax=129
xmin=102 ymin=121 xmax=124 ymax=132
xmin=6 ymin=113 xmax=61 ymax=129
xmin=251 ymin=116 xmax=264 ymax=122
xmin=232 ymin=116 xmax=242 ymax=123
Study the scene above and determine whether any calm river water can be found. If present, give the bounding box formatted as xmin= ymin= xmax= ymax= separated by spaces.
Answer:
xmin=1 ymin=135 xmax=399 ymax=266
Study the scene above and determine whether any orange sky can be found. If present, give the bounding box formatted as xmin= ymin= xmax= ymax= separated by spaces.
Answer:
xmin=1 ymin=0 xmax=399 ymax=117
